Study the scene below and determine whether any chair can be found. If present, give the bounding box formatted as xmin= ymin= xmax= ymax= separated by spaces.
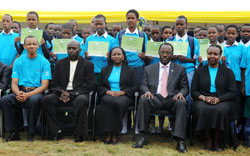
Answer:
xmin=41 ymin=91 xmax=95 ymax=140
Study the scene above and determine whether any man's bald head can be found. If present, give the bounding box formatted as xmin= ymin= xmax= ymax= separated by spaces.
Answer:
xmin=67 ymin=40 xmax=81 ymax=61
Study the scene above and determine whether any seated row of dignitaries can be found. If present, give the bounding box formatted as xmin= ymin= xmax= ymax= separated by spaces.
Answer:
xmin=133 ymin=43 xmax=189 ymax=153
xmin=0 ymin=36 xmax=52 ymax=142
xmin=41 ymin=40 xmax=95 ymax=142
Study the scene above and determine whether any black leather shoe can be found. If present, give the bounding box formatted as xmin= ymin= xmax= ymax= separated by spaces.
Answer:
xmin=75 ymin=135 xmax=83 ymax=142
xmin=132 ymin=136 xmax=148 ymax=148
xmin=27 ymin=133 xmax=35 ymax=142
xmin=5 ymin=132 xmax=20 ymax=142
xmin=52 ymin=130 xmax=63 ymax=141
xmin=176 ymin=140 xmax=187 ymax=153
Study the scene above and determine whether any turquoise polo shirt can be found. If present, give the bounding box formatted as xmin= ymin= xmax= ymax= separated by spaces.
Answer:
xmin=115 ymin=28 xmax=148 ymax=68
xmin=83 ymin=32 xmax=117 ymax=73
xmin=12 ymin=54 xmax=52 ymax=87
xmin=240 ymin=46 xmax=250 ymax=96
xmin=73 ymin=34 xmax=83 ymax=44
xmin=223 ymin=42 xmax=246 ymax=82
xmin=166 ymin=34 xmax=200 ymax=74
xmin=0 ymin=30 xmax=19 ymax=66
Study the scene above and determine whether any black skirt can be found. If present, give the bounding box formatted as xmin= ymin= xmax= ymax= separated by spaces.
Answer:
xmin=96 ymin=95 xmax=133 ymax=134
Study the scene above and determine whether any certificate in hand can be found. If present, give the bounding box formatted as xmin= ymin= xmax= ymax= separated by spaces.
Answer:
xmin=53 ymin=39 xmax=74 ymax=54
xmin=168 ymin=41 xmax=188 ymax=56
xmin=88 ymin=41 xmax=109 ymax=56
xmin=121 ymin=35 xmax=143 ymax=52
xmin=146 ymin=41 xmax=162 ymax=57
xmin=198 ymin=39 xmax=210 ymax=60
xmin=21 ymin=28 xmax=43 ymax=44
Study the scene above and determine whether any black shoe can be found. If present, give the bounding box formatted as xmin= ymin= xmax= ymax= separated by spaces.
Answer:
xmin=132 ymin=136 xmax=148 ymax=148
xmin=52 ymin=130 xmax=63 ymax=141
xmin=75 ymin=135 xmax=83 ymax=142
xmin=27 ymin=133 xmax=35 ymax=142
xmin=5 ymin=132 xmax=20 ymax=142
xmin=176 ymin=140 xmax=187 ymax=153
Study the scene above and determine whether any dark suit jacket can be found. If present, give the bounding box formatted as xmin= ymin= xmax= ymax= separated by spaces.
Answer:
xmin=0 ymin=62 xmax=11 ymax=91
xmin=50 ymin=57 xmax=96 ymax=97
xmin=140 ymin=62 xmax=189 ymax=98
xmin=191 ymin=64 xmax=236 ymax=102
xmin=98 ymin=64 xmax=138 ymax=97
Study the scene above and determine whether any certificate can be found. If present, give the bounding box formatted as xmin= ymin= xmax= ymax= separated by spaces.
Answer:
xmin=219 ymin=44 xmax=224 ymax=56
xmin=53 ymin=39 xmax=74 ymax=54
xmin=121 ymin=35 xmax=143 ymax=52
xmin=21 ymin=28 xmax=43 ymax=44
xmin=198 ymin=39 xmax=210 ymax=60
xmin=88 ymin=41 xmax=109 ymax=56
xmin=146 ymin=41 xmax=162 ymax=57
xmin=167 ymin=41 xmax=188 ymax=56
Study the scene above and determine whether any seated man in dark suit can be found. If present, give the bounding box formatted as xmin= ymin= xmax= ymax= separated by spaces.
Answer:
xmin=0 ymin=62 xmax=12 ymax=92
xmin=133 ymin=43 xmax=189 ymax=153
xmin=41 ymin=40 xmax=95 ymax=142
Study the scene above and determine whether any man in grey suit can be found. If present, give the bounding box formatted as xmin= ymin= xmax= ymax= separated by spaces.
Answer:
xmin=133 ymin=43 xmax=189 ymax=153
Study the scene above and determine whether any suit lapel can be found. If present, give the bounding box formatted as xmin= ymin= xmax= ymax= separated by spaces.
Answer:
xmin=73 ymin=57 xmax=83 ymax=82
xmin=153 ymin=63 xmax=160 ymax=92
xmin=120 ymin=65 xmax=127 ymax=84
xmin=65 ymin=58 xmax=70 ymax=82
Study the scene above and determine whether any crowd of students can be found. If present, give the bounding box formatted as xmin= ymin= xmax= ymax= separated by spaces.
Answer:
xmin=0 ymin=9 xmax=250 ymax=153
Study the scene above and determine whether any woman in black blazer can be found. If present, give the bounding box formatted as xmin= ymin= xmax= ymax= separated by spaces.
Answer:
xmin=191 ymin=45 xmax=236 ymax=151
xmin=96 ymin=47 xmax=138 ymax=145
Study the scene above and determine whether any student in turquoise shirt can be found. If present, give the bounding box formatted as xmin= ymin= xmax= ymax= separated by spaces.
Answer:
xmin=83 ymin=14 xmax=117 ymax=79
xmin=240 ymin=46 xmax=250 ymax=118
xmin=115 ymin=9 xmax=148 ymax=84
xmin=223 ymin=24 xmax=246 ymax=121
xmin=0 ymin=14 xmax=19 ymax=66
xmin=68 ymin=19 xmax=83 ymax=44
xmin=166 ymin=15 xmax=200 ymax=115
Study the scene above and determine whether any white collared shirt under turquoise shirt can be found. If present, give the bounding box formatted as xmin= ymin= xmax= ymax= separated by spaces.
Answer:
xmin=115 ymin=28 xmax=148 ymax=68
xmin=166 ymin=34 xmax=200 ymax=74
xmin=239 ymin=40 xmax=250 ymax=47
xmin=240 ymin=46 xmax=250 ymax=96
xmin=0 ymin=29 xmax=19 ymax=66
xmin=83 ymin=31 xmax=117 ymax=73
xmin=223 ymin=41 xmax=246 ymax=82
xmin=12 ymin=54 xmax=52 ymax=87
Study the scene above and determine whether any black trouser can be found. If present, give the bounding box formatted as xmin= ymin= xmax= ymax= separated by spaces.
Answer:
xmin=41 ymin=93 xmax=88 ymax=136
xmin=137 ymin=95 xmax=188 ymax=140
xmin=0 ymin=93 xmax=42 ymax=134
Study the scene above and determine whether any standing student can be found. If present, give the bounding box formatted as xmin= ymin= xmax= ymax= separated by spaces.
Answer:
xmin=161 ymin=26 xmax=173 ymax=42
xmin=11 ymin=21 xmax=21 ymax=34
xmin=54 ymin=24 xmax=62 ymax=39
xmin=45 ymin=23 xmax=55 ymax=40
xmin=111 ymin=24 xmax=122 ymax=38
xmin=68 ymin=19 xmax=83 ymax=43
xmin=81 ymin=27 xmax=92 ymax=45
xmin=216 ymin=24 xmax=226 ymax=44
xmin=239 ymin=24 xmax=250 ymax=47
xmin=151 ymin=25 xmax=161 ymax=42
xmin=83 ymin=14 xmax=117 ymax=82
xmin=198 ymin=28 xmax=208 ymax=39
xmin=143 ymin=24 xmax=152 ymax=41
xmin=223 ymin=24 xmax=246 ymax=121
xmin=15 ymin=11 xmax=51 ymax=60
xmin=193 ymin=26 xmax=203 ymax=39
xmin=0 ymin=14 xmax=19 ymax=66
xmin=166 ymin=15 xmax=200 ymax=114
xmin=116 ymin=9 xmax=148 ymax=85
xmin=90 ymin=16 xmax=96 ymax=34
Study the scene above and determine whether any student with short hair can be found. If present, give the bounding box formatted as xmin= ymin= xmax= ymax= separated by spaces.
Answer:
xmin=198 ymin=28 xmax=208 ymax=39
xmin=151 ymin=25 xmax=161 ymax=42
xmin=216 ymin=24 xmax=226 ymax=44
xmin=0 ymin=14 xmax=19 ymax=66
xmin=143 ymin=24 xmax=152 ymax=41
xmin=0 ymin=36 xmax=51 ymax=142
xmin=83 ymin=14 xmax=117 ymax=81
xmin=15 ymin=11 xmax=51 ymax=60
xmin=193 ymin=26 xmax=203 ymax=39
xmin=68 ymin=19 xmax=83 ymax=44
xmin=11 ymin=21 xmax=21 ymax=34
xmin=116 ymin=9 xmax=148 ymax=85
xmin=54 ymin=24 xmax=62 ymax=39
xmin=81 ymin=27 xmax=92 ymax=45
xmin=111 ymin=24 xmax=122 ymax=38
xmin=161 ymin=26 xmax=172 ymax=42
xmin=45 ymin=23 xmax=55 ymax=40
xmin=239 ymin=24 xmax=250 ymax=47
xmin=223 ymin=24 xmax=246 ymax=121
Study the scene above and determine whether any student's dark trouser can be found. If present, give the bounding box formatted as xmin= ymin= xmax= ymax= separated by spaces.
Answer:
xmin=0 ymin=93 xmax=42 ymax=134
xmin=41 ymin=93 xmax=88 ymax=136
xmin=137 ymin=95 xmax=188 ymax=140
